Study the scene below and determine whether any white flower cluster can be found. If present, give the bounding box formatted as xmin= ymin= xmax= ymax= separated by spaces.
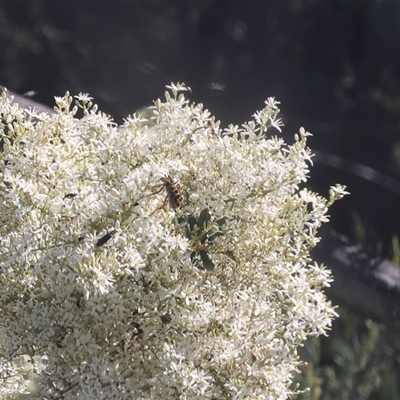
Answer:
xmin=0 ymin=83 xmax=347 ymax=399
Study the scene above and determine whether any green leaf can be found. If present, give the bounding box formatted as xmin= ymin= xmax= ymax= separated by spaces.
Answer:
xmin=199 ymin=250 xmax=215 ymax=270
xmin=207 ymin=230 xmax=224 ymax=242
xmin=215 ymin=216 xmax=227 ymax=227
xmin=197 ymin=208 xmax=211 ymax=232
xmin=190 ymin=250 xmax=215 ymax=270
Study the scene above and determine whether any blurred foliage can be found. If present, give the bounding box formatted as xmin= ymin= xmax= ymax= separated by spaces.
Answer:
xmin=391 ymin=235 xmax=400 ymax=267
xmin=294 ymin=307 xmax=400 ymax=400
xmin=351 ymin=211 xmax=383 ymax=255
xmin=293 ymin=229 xmax=400 ymax=400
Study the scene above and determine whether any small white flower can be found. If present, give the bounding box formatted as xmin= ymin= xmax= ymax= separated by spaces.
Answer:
xmin=75 ymin=93 xmax=93 ymax=102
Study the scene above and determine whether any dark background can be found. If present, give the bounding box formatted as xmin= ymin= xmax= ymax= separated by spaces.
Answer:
xmin=2 ymin=1 xmax=400 ymax=255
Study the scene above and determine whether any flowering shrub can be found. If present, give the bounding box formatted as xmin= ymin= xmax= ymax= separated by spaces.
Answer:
xmin=0 ymin=83 xmax=347 ymax=399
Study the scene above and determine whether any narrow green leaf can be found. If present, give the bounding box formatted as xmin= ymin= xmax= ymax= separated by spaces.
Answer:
xmin=199 ymin=250 xmax=215 ymax=270
xmin=198 ymin=208 xmax=211 ymax=231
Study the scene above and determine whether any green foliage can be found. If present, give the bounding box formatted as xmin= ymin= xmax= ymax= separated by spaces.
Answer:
xmin=293 ymin=223 xmax=400 ymax=400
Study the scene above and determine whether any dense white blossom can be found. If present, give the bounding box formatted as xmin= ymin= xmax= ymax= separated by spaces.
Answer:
xmin=0 ymin=84 xmax=347 ymax=399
